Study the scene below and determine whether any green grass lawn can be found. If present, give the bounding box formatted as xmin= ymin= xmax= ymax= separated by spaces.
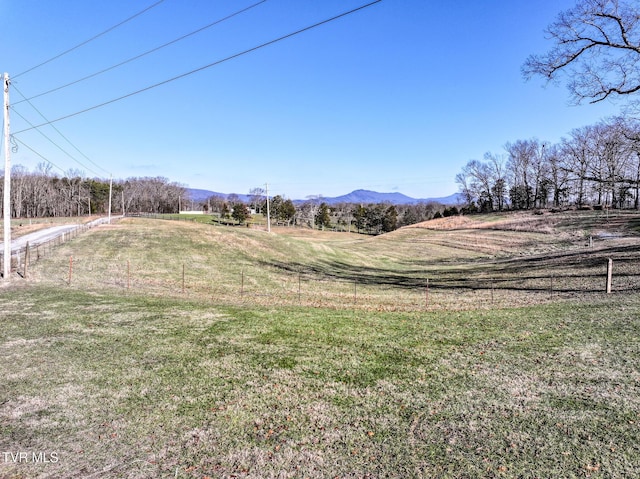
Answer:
xmin=1 ymin=286 xmax=638 ymax=478
xmin=1 ymin=212 xmax=640 ymax=477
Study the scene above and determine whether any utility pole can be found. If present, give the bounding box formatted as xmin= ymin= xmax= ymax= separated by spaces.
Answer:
xmin=3 ymin=73 xmax=11 ymax=281
xmin=265 ymin=183 xmax=271 ymax=233
xmin=108 ymin=174 xmax=113 ymax=224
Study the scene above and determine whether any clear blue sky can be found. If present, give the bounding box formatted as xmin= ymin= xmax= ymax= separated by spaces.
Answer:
xmin=0 ymin=0 xmax=623 ymax=200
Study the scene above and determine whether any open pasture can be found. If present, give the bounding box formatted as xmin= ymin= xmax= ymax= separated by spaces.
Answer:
xmin=1 ymin=210 xmax=639 ymax=478
xmin=24 ymin=211 xmax=640 ymax=310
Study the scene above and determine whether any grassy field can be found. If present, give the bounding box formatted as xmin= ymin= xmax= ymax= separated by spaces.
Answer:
xmin=24 ymin=212 xmax=640 ymax=310
xmin=1 ymin=211 xmax=639 ymax=478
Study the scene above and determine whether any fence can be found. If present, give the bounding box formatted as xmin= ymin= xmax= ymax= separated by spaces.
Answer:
xmin=1 ymin=217 xmax=113 ymax=279
xmin=8 ymin=214 xmax=639 ymax=311
xmin=37 ymin=252 xmax=640 ymax=311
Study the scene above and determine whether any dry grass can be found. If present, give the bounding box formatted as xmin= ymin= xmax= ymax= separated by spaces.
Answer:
xmin=2 ymin=211 xmax=640 ymax=477
xmin=16 ymin=211 xmax=640 ymax=312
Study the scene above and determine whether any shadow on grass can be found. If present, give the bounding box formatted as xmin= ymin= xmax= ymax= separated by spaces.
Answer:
xmin=260 ymin=242 xmax=640 ymax=295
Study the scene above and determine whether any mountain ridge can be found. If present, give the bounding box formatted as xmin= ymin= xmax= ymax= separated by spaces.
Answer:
xmin=186 ymin=188 xmax=461 ymax=206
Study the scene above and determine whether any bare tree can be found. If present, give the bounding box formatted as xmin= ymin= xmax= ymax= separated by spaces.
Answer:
xmin=207 ymin=195 xmax=227 ymax=216
xmin=505 ymin=139 xmax=540 ymax=209
xmin=485 ymin=152 xmax=507 ymax=210
xmin=596 ymin=120 xmax=630 ymax=206
xmin=617 ymin=116 xmax=640 ymax=208
xmin=249 ymin=187 xmax=265 ymax=214
xmin=455 ymin=170 xmax=475 ymax=207
xmin=523 ymin=0 xmax=640 ymax=105
xmin=562 ymin=126 xmax=597 ymax=206
xmin=546 ymin=143 xmax=571 ymax=207
xmin=296 ymin=195 xmax=322 ymax=228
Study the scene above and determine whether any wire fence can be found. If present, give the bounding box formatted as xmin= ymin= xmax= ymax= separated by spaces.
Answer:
xmin=29 ymin=251 xmax=640 ymax=311
xmin=6 ymin=214 xmax=640 ymax=311
xmin=1 ymin=218 xmax=112 ymax=279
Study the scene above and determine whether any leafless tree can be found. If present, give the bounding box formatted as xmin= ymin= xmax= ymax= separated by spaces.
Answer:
xmin=616 ymin=116 xmax=640 ymax=207
xmin=523 ymin=0 xmax=640 ymax=105
xmin=546 ymin=143 xmax=571 ymax=207
xmin=249 ymin=187 xmax=265 ymax=214
xmin=454 ymin=170 xmax=474 ymax=207
xmin=296 ymin=195 xmax=322 ymax=228
xmin=207 ymin=195 xmax=227 ymax=216
xmin=505 ymin=139 xmax=541 ymax=209
xmin=562 ymin=126 xmax=597 ymax=206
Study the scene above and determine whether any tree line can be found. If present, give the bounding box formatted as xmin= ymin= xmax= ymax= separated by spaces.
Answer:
xmin=2 ymin=162 xmax=456 ymax=234
xmin=454 ymin=0 xmax=640 ymax=213
xmin=205 ymin=192 xmax=456 ymax=234
xmin=0 ymin=163 xmax=186 ymax=218
xmin=455 ymin=117 xmax=640 ymax=212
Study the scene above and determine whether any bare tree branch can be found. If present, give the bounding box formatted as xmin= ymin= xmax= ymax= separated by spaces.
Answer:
xmin=523 ymin=0 xmax=640 ymax=105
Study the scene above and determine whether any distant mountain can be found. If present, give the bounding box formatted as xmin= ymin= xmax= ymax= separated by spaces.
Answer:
xmin=325 ymin=190 xmax=417 ymax=205
xmin=186 ymin=188 xmax=462 ymax=206
xmin=320 ymin=189 xmax=462 ymax=206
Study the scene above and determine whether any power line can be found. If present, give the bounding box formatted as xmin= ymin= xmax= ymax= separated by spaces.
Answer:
xmin=13 ymin=0 xmax=383 ymax=135
xmin=14 ymin=0 xmax=268 ymax=105
xmin=10 ymin=106 xmax=102 ymax=177
xmin=14 ymin=0 xmax=167 ymax=79
xmin=11 ymin=84 xmax=110 ymax=176
xmin=11 ymin=137 xmax=67 ymax=174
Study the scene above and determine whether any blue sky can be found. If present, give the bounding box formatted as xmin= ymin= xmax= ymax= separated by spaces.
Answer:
xmin=1 ymin=0 xmax=623 ymax=200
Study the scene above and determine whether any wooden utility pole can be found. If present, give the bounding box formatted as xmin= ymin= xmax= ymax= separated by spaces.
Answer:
xmin=265 ymin=183 xmax=271 ymax=233
xmin=3 ymin=73 xmax=11 ymax=281
xmin=107 ymin=175 xmax=113 ymax=224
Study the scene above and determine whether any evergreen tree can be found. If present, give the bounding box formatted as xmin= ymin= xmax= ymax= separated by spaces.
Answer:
xmin=382 ymin=205 xmax=398 ymax=232
xmin=231 ymin=203 xmax=250 ymax=224
xmin=315 ymin=202 xmax=331 ymax=229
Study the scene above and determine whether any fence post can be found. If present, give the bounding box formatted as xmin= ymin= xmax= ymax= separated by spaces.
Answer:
xmin=606 ymin=258 xmax=613 ymax=294
xmin=298 ymin=272 xmax=301 ymax=304
xmin=490 ymin=278 xmax=494 ymax=304
xmin=182 ymin=263 xmax=185 ymax=294
xmin=68 ymin=256 xmax=73 ymax=285
xmin=354 ymin=280 xmax=357 ymax=304
xmin=241 ymin=269 xmax=244 ymax=298
xmin=24 ymin=242 xmax=30 ymax=279
xmin=425 ymin=278 xmax=429 ymax=309
xmin=127 ymin=260 xmax=131 ymax=289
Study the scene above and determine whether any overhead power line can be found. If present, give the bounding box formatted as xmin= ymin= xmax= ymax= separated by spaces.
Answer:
xmin=12 ymin=137 xmax=67 ymax=174
xmin=11 ymin=84 xmax=110 ymax=176
xmin=14 ymin=0 xmax=167 ymax=79
xmin=13 ymin=0 xmax=383 ymax=135
xmin=15 ymin=0 xmax=268 ymax=105
xmin=10 ymin=106 xmax=102 ymax=177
